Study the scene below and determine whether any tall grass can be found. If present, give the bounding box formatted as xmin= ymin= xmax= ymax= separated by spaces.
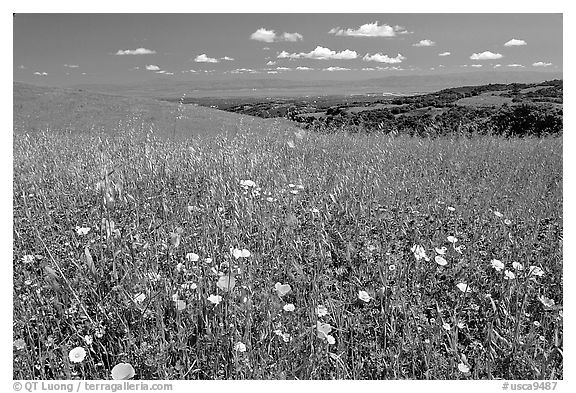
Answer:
xmin=13 ymin=123 xmax=562 ymax=380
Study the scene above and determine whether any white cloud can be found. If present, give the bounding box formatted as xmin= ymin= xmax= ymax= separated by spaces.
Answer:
xmin=363 ymin=53 xmax=406 ymax=63
xmin=282 ymin=32 xmax=303 ymax=42
xmin=504 ymin=38 xmax=527 ymax=47
xmin=251 ymin=28 xmax=304 ymax=43
xmin=329 ymin=22 xmax=408 ymax=37
xmin=181 ymin=69 xmax=197 ymax=73
xmin=64 ymin=64 xmax=79 ymax=68
xmin=266 ymin=60 xmax=276 ymax=66
xmin=33 ymin=71 xmax=48 ymax=76
xmin=296 ymin=66 xmax=313 ymax=70
xmin=195 ymin=54 xmax=219 ymax=63
xmin=230 ymin=68 xmax=259 ymax=74
xmin=323 ymin=66 xmax=351 ymax=71
xmin=533 ymin=61 xmax=552 ymax=67
xmin=276 ymin=67 xmax=292 ymax=71
xmin=413 ymin=39 xmax=436 ymax=47
xmin=115 ymin=47 xmax=156 ymax=55
xmin=494 ymin=64 xmax=502 ymax=68
xmin=145 ymin=64 xmax=160 ymax=71
xmin=507 ymin=64 xmax=525 ymax=68
xmin=156 ymin=70 xmax=166 ymax=74
xmin=221 ymin=56 xmax=235 ymax=61
xmin=362 ymin=67 xmax=376 ymax=71
xmin=262 ymin=47 xmax=270 ymax=50
xmin=470 ymin=51 xmax=503 ymax=60
xmin=267 ymin=70 xmax=279 ymax=74
xmin=470 ymin=64 xmax=483 ymax=68
xmin=438 ymin=52 xmax=451 ymax=56
xmin=278 ymin=46 xmax=357 ymax=60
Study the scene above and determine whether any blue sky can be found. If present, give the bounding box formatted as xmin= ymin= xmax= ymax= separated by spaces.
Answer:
xmin=13 ymin=13 xmax=562 ymax=86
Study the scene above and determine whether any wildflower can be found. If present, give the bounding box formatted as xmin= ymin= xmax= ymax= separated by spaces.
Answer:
xmin=454 ymin=245 xmax=466 ymax=254
xmin=84 ymin=335 xmax=93 ymax=346
xmin=528 ymin=266 xmax=544 ymax=278
xmin=234 ymin=342 xmax=247 ymax=352
xmin=13 ymin=338 xmax=25 ymax=350
xmin=442 ymin=322 xmax=451 ymax=331
xmin=316 ymin=322 xmax=335 ymax=344
xmin=274 ymin=282 xmax=292 ymax=297
xmin=176 ymin=263 xmax=185 ymax=272
xmin=283 ymin=303 xmax=295 ymax=312
xmin=288 ymin=183 xmax=295 ymax=188
xmin=22 ymin=255 xmax=35 ymax=264
xmin=539 ymin=335 xmax=546 ymax=342
xmin=411 ymin=245 xmax=430 ymax=261
xmin=458 ymin=362 xmax=470 ymax=373
xmin=512 ymin=262 xmax=524 ymax=271
xmin=266 ymin=197 xmax=276 ymax=203
xmin=295 ymin=130 xmax=305 ymax=140
xmin=290 ymin=190 xmax=299 ymax=195
xmin=232 ymin=248 xmax=251 ymax=259
xmin=388 ymin=264 xmax=396 ymax=271
xmin=176 ymin=300 xmax=186 ymax=311
xmin=296 ymin=184 xmax=304 ymax=190
xmin=95 ymin=326 xmax=105 ymax=338
xmin=538 ymin=295 xmax=555 ymax=308
xmin=216 ymin=275 xmax=236 ymax=292
xmin=456 ymin=283 xmax=472 ymax=293
xmin=171 ymin=293 xmax=179 ymax=302
xmin=491 ymin=259 xmax=505 ymax=272
xmin=533 ymin=321 xmax=541 ymax=327
xmin=494 ymin=211 xmax=504 ymax=218
xmin=311 ymin=208 xmax=320 ymax=214
xmin=134 ymin=293 xmax=146 ymax=304
xmin=281 ymin=333 xmax=291 ymax=342
xmin=504 ymin=219 xmax=512 ymax=225
xmin=358 ymin=290 xmax=372 ymax=303
xmin=111 ymin=363 xmax=135 ymax=380
xmin=447 ymin=236 xmax=458 ymax=244
xmin=435 ymin=247 xmax=447 ymax=255
xmin=240 ymin=180 xmax=256 ymax=188
xmin=316 ymin=305 xmax=329 ymax=317
xmin=24 ymin=279 xmax=32 ymax=286
xmin=207 ymin=294 xmax=222 ymax=305
xmin=186 ymin=253 xmax=199 ymax=262
xmin=447 ymin=206 xmax=456 ymax=211
xmin=457 ymin=322 xmax=466 ymax=329
xmin=205 ymin=257 xmax=213 ymax=264
xmin=75 ymin=226 xmax=91 ymax=236
xmin=287 ymin=140 xmax=295 ymax=148
xmin=68 ymin=347 xmax=87 ymax=363
xmin=435 ymin=256 xmax=448 ymax=266
xmin=504 ymin=270 xmax=516 ymax=280
xmin=424 ymin=339 xmax=430 ymax=344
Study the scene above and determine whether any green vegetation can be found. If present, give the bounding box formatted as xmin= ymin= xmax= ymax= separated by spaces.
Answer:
xmin=13 ymin=122 xmax=562 ymax=379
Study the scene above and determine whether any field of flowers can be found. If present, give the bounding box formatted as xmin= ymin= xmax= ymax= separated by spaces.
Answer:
xmin=13 ymin=123 xmax=562 ymax=380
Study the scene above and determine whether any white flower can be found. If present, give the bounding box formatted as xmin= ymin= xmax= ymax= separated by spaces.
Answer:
xmin=442 ymin=322 xmax=451 ymax=331
xmin=134 ymin=293 xmax=146 ymax=304
xmin=282 ymin=333 xmax=291 ymax=342
xmin=512 ymin=262 xmax=524 ymax=271
xmin=75 ymin=226 xmax=91 ymax=236
xmin=435 ymin=256 xmax=448 ymax=266
xmin=411 ymin=244 xmax=430 ymax=261
xmin=111 ymin=363 xmax=135 ymax=380
xmin=186 ymin=253 xmax=199 ymax=262
xmin=234 ymin=342 xmax=247 ymax=352
xmin=538 ymin=295 xmax=555 ymax=308
xmin=458 ymin=362 xmax=470 ymax=373
xmin=84 ymin=335 xmax=93 ymax=345
xmin=240 ymin=180 xmax=256 ymax=188
xmin=528 ymin=266 xmax=544 ymax=277
xmin=316 ymin=305 xmax=329 ymax=317
xmin=457 ymin=322 xmax=466 ymax=329
xmin=68 ymin=346 xmax=87 ymax=363
xmin=316 ymin=321 xmax=335 ymax=344
xmin=216 ymin=275 xmax=236 ymax=291
xmin=207 ymin=294 xmax=222 ymax=305
xmin=358 ymin=290 xmax=372 ymax=302
xmin=456 ymin=283 xmax=472 ymax=293
xmin=176 ymin=262 xmax=185 ymax=272
xmin=504 ymin=219 xmax=512 ymax=225
xmin=447 ymin=206 xmax=456 ymax=211
xmin=232 ymin=248 xmax=251 ymax=259
xmin=274 ymin=282 xmax=292 ymax=297
xmin=447 ymin=236 xmax=458 ymax=244
xmin=454 ymin=245 xmax=466 ymax=254
xmin=176 ymin=300 xmax=186 ymax=311
xmin=283 ymin=303 xmax=295 ymax=312
xmin=435 ymin=247 xmax=447 ymax=255
xmin=504 ymin=270 xmax=516 ymax=280
xmin=491 ymin=259 xmax=505 ymax=272
xmin=22 ymin=255 xmax=35 ymax=264
xmin=494 ymin=211 xmax=504 ymax=218
xmin=205 ymin=257 xmax=213 ymax=264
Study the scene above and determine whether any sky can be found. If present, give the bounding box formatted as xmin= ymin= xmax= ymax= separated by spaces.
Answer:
xmin=13 ymin=13 xmax=562 ymax=86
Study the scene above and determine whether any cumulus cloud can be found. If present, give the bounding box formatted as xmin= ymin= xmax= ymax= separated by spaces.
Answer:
xmin=250 ymin=28 xmax=304 ymax=42
xmin=494 ymin=64 xmax=502 ymax=68
xmin=470 ymin=64 xmax=483 ymax=68
xmin=115 ymin=47 xmax=156 ymax=55
xmin=296 ymin=66 xmax=313 ymax=70
xmin=64 ymin=64 xmax=79 ymax=68
xmin=470 ymin=51 xmax=503 ymax=60
xmin=533 ymin=61 xmax=552 ymax=67
xmin=33 ymin=71 xmax=48 ymax=76
xmin=413 ymin=39 xmax=436 ymax=47
xmin=267 ymin=70 xmax=279 ymax=74
xmin=276 ymin=67 xmax=292 ymax=71
xmin=277 ymin=46 xmax=357 ymax=60
xmin=507 ymin=64 xmax=525 ymax=67
xmin=363 ymin=53 xmax=406 ymax=63
xmin=195 ymin=54 xmax=219 ymax=63
xmin=266 ymin=60 xmax=276 ymax=66
xmin=329 ymin=22 xmax=408 ymax=37
xmin=323 ymin=66 xmax=351 ymax=71
xmin=221 ymin=56 xmax=235 ymax=61
xmin=145 ymin=64 xmax=160 ymax=71
xmin=230 ymin=68 xmax=259 ymax=74
xmin=438 ymin=52 xmax=451 ymax=56
xmin=504 ymin=38 xmax=527 ymax=47
xmin=362 ymin=67 xmax=376 ymax=71
xmin=282 ymin=32 xmax=303 ymax=42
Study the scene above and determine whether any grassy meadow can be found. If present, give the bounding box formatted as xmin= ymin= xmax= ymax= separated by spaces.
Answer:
xmin=13 ymin=119 xmax=562 ymax=380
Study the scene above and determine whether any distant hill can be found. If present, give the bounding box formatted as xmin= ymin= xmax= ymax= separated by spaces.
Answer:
xmin=13 ymin=82 xmax=296 ymax=139
xmin=65 ymin=71 xmax=563 ymax=99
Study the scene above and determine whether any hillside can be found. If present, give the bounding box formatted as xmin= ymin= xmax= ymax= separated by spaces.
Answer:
xmin=13 ymin=82 xmax=296 ymax=139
